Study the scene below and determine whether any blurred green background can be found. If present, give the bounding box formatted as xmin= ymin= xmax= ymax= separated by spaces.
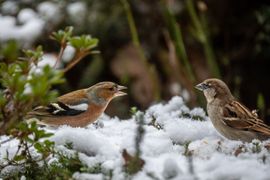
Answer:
xmin=1 ymin=0 xmax=270 ymax=122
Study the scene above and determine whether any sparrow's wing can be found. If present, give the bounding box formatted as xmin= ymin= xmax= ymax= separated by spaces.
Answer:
xmin=221 ymin=101 xmax=270 ymax=135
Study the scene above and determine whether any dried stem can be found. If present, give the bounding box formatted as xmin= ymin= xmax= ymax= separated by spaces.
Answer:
xmin=54 ymin=43 xmax=67 ymax=68
xmin=63 ymin=51 xmax=90 ymax=73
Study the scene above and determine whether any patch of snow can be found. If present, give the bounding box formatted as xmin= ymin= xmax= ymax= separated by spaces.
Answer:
xmin=196 ymin=153 xmax=269 ymax=180
xmin=0 ymin=10 xmax=45 ymax=47
xmin=162 ymin=158 xmax=182 ymax=179
xmin=38 ymin=54 xmax=57 ymax=67
xmin=67 ymin=2 xmax=87 ymax=25
xmin=62 ymin=45 xmax=76 ymax=63
xmin=51 ymin=126 xmax=118 ymax=157
xmin=30 ymin=53 xmax=58 ymax=74
xmin=1 ymin=96 xmax=270 ymax=179
xmin=73 ymin=173 xmax=103 ymax=180
xmin=164 ymin=118 xmax=218 ymax=143
xmin=18 ymin=8 xmax=37 ymax=23
xmin=1 ymin=1 xmax=19 ymax=14
xmin=23 ymin=83 xmax=32 ymax=95
xmin=170 ymin=82 xmax=182 ymax=95
xmin=37 ymin=1 xmax=62 ymax=24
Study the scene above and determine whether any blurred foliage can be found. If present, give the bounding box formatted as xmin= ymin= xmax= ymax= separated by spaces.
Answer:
xmin=0 ymin=28 xmax=102 ymax=178
xmin=0 ymin=41 xmax=64 ymax=134
xmin=0 ymin=122 xmax=55 ymax=178
xmin=1 ymin=0 xmax=270 ymax=121
xmin=50 ymin=26 xmax=99 ymax=72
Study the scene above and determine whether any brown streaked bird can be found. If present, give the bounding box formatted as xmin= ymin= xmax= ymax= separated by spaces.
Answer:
xmin=26 ymin=82 xmax=127 ymax=127
xmin=195 ymin=78 xmax=270 ymax=142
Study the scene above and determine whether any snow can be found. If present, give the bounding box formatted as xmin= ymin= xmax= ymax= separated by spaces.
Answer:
xmin=1 ymin=1 xmax=19 ymax=14
xmin=52 ymin=126 xmax=118 ymax=157
xmin=196 ymin=153 xmax=270 ymax=180
xmin=37 ymin=54 xmax=57 ymax=68
xmin=0 ymin=136 xmax=20 ymax=161
xmin=29 ymin=53 xmax=59 ymax=74
xmin=162 ymin=158 xmax=182 ymax=179
xmin=37 ymin=1 xmax=62 ymax=24
xmin=67 ymin=2 xmax=87 ymax=25
xmin=170 ymin=83 xmax=190 ymax=101
xmin=1 ymin=96 xmax=270 ymax=179
xmin=18 ymin=8 xmax=38 ymax=23
xmin=0 ymin=1 xmax=63 ymax=47
xmin=73 ymin=173 xmax=103 ymax=180
xmin=62 ymin=45 xmax=76 ymax=63
xmin=0 ymin=10 xmax=45 ymax=47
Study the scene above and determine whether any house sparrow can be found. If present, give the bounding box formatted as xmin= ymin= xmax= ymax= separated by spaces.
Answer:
xmin=195 ymin=78 xmax=270 ymax=142
xmin=26 ymin=82 xmax=127 ymax=127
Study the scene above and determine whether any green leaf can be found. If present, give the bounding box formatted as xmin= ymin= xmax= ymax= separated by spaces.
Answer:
xmin=257 ymin=93 xmax=265 ymax=112
xmin=44 ymin=139 xmax=55 ymax=147
xmin=34 ymin=142 xmax=43 ymax=152
xmin=68 ymin=35 xmax=99 ymax=51
xmin=23 ymin=46 xmax=44 ymax=65
xmin=0 ymin=40 xmax=19 ymax=62
xmin=51 ymin=26 xmax=74 ymax=45
xmin=13 ymin=154 xmax=25 ymax=162
xmin=0 ymin=90 xmax=7 ymax=108
xmin=64 ymin=142 xmax=73 ymax=149
xmin=17 ymin=122 xmax=29 ymax=131
xmin=130 ymin=107 xmax=138 ymax=115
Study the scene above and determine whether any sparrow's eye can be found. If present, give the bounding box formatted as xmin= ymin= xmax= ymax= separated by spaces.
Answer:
xmin=202 ymin=83 xmax=211 ymax=89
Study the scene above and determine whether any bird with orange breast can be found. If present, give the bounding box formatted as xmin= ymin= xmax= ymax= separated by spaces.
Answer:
xmin=27 ymin=82 xmax=127 ymax=127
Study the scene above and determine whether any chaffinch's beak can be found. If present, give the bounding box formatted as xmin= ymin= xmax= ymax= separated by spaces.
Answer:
xmin=195 ymin=82 xmax=209 ymax=91
xmin=115 ymin=85 xmax=127 ymax=97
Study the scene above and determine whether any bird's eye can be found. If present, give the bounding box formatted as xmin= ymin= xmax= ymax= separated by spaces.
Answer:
xmin=109 ymin=87 xmax=114 ymax=91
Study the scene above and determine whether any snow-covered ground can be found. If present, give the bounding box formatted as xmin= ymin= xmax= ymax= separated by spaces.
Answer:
xmin=1 ymin=96 xmax=270 ymax=179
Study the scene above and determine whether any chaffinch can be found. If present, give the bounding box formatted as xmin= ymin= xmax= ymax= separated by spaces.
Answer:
xmin=196 ymin=78 xmax=270 ymax=142
xmin=27 ymin=82 xmax=127 ymax=127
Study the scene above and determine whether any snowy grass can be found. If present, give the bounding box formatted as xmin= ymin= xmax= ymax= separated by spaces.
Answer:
xmin=1 ymin=96 xmax=270 ymax=179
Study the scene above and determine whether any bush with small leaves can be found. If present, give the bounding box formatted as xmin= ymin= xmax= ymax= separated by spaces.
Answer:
xmin=0 ymin=27 xmax=100 ymax=179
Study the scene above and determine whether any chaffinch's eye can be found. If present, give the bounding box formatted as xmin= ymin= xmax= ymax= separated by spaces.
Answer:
xmin=109 ymin=87 xmax=114 ymax=91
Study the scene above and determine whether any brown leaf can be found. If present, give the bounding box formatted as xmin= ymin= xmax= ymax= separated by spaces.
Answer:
xmin=234 ymin=145 xmax=245 ymax=156
xmin=264 ymin=143 xmax=270 ymax=151
xmin=122 ymin=149 xmax=145 ymax=174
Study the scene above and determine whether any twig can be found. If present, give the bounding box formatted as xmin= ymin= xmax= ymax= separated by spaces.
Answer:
xmin=54 ymin=44 xmax=67 ymax=68
xmin=63 ymin=51 xmax=90 ymax=73
xmin=135 ymin=112 xmax=145 ymax=157
xmin=0 ymin=137 xmax=14 ymax=146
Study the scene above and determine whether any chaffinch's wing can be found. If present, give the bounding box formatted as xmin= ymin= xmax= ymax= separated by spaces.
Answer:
xmin=28 ymin=89 xmax=89 ymax=118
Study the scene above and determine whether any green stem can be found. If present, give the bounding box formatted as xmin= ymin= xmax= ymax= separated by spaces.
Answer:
xmin=121 ymin=0 xmax=141 ymax=50
xmin=121 ymin=0 xmax=160 ymax=100
xmin=162 ymin=1 xmax=196 ymax=82
xmin=186 ymin=0 xmax=221 ymax=78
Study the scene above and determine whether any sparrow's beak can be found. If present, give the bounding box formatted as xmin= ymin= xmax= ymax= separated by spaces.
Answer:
xmin=115 ymin=85 xmax=127 ymax=97
xmin=195 ymin=82 xmax=209 ymax=91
